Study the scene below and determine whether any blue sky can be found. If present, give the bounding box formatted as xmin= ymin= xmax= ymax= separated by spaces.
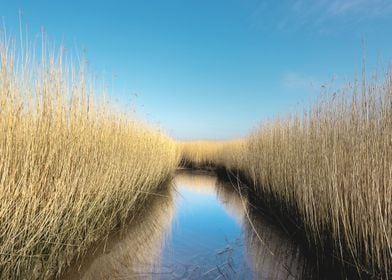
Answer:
xmin=1 ymin=0 xmax=392 ymax=139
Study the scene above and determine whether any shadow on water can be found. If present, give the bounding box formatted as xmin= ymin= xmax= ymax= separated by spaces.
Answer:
xmin=62 ymin=170 xmax=325 ymax=279
xmin=214 ymin=180 xmax=305 ymax=280
xmin=61 ymin=185 xmax=175 ymax=280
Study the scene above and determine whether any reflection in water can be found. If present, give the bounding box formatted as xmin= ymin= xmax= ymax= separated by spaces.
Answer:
xmin=62 ymin=171 xmax=311 ymax=279
xmin=215 ymin=179 xmax=305 ymax=280
xmin=162 ymin=171 xmax=253 ymax=279
xmin=174 ymin=171 xmax=217 ymax=194
xmin=62 ymin=186 xmax=175 ymax=280
xmin=244 ymin=204 xmax=306 ymax=279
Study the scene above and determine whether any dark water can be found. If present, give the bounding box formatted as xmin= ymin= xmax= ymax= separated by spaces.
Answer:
xmin=63 ymin=170 xmax=307 ymax=279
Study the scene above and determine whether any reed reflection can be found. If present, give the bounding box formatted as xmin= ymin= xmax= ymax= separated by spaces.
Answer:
xmin=164 ymin=170 xmax=252 ymax=279
xmin=174 ymin=170 xmax=217 ymax=194
xmin=174 ymin=171 xmax=307 ymax=279
xmin=62 ymin=171 xmax=318 ymax=280
xmin=215 ymin=179 xmax=306 ymax=279
xmin=62 ymin=185 xmax=175 ymax=280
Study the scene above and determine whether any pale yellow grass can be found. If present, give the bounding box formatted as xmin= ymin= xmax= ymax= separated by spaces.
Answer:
xmin=0 ymin=34 xmax=178 ymax=279
xmin=179 ymin=140 xmax=244 ymax=168
xmin=179 ymin=72 xmax=392 ymax=278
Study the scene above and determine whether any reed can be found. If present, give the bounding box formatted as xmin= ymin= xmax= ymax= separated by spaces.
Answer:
xmin=179 ymin=140 xmax=244 ymax=169
xmin=0 ymin=33 xmax=178 ymax=279
xmin=180 ymin=71 xmax=392 ymax=278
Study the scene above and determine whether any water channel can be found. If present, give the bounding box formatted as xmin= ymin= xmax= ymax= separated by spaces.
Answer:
xmin=63 ymin=170 xmax=309 ymax=279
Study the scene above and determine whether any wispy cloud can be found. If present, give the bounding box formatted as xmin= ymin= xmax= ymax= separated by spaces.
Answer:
xmin=251 ymin=0 xmax=392 ymax=32
xmin=325 ymin=0 xmax=392 ymax=18
xmin=313 ymin=0 xmax=392 ymax=27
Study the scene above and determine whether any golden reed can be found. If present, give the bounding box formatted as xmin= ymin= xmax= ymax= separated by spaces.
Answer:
xmin=0 ymin=32 xmax=178 ymax=279
xmin=180 ymin=71 xmax=392 ymax=278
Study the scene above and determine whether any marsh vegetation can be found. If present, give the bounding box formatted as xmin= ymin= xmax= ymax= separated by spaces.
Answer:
xmin=180 ymin=71 xmax=392 ymax=279
xmin=1 ymin=26 xmax=391 ymax=279
xmin=62 ymin=170 xmax=316 ymax=280
xmin=0 ymin=34 xmax=178 ymax=279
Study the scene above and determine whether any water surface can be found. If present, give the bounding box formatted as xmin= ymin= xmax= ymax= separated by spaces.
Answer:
xmin=63 ymin=170 xmax=306 ymax=279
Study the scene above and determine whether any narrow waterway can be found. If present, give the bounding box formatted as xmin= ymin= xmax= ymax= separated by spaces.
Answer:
xmin=63 ymin=170 xmax=308 ymax=279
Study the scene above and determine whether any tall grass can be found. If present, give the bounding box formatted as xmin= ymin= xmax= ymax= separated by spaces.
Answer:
xmin=62 ymin=185 xmax=175 ymax=280
xmin=179 ymin=140 xmax=244 ymax=169
xmin=0 ymin=33 xmax=178 ymax=279
xmin=180 ymin=71 xmax=392 ymax=278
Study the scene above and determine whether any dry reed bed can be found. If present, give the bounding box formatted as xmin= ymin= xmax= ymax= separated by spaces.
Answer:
xmin=180 ymin=73 xmax=392 ymax=278
xmin=179 ymin=140 xmax=244 ymax=168
xmin=0 ymin=35 xmax=178 ymax=279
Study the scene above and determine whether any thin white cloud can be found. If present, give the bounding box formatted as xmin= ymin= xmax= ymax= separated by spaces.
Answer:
xmin=251 ymin=0 xmax=392 ymax=32
xmin=326 ymin=0 xmax=392 ymax=17
xmin=302 ymin=0 xmax=392 ymax=26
